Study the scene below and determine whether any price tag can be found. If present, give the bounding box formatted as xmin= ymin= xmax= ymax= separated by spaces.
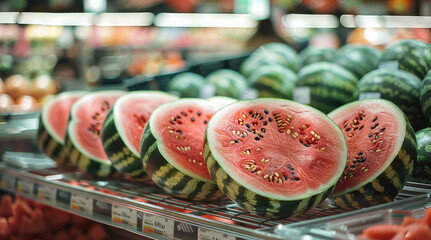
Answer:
xmin=379 ymin=60 xmax=399 ymax=70
xmin=93 ymin=199 xmax=112 ymax=219
xmin=174 ymin=221 xmax=198 ymax=239
xmin=198 ymin=228 xmax=236 ymax=240
xmin=36 ymin=185 xmax=55 ymax=202
xmin=16 ymin=179 xmax=34 ymax=195
xmin=56 ymin=189 xmax=71 ymax=207
xmin=1 ymin=174 xmax=16 ymax=190
xmin=71 ymin=193 xmax=93 ymax=214
xmin=143 ymin=213 xmax=174 ymax=239
xmin=112 ymin=205 xmax=137 ymax=229
xmin=293 ymin=87 xmax=311 ymax=104
xmin=359 ymin=92 xmax=381 ymax=100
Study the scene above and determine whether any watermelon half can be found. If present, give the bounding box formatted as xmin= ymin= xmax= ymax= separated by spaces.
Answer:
xmin=140 ymin=98 xmax=225 ymax=201
xmin=204 ymin=98 xmax=347 ymax=218
xmin=37 ymin=91 xmax=88 ymax=167
xmin=101 ymin=91 xmax=178 ymax=180
xmin=64 ymin=90 xmax=125 ymax=177
xmin=328 ymin=99 xmax=416 ymax=209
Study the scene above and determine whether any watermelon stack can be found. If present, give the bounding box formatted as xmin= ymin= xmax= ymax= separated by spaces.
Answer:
xmin=335 ymin=44 xmax=382 ymax=79
xmin=410 ymin=127 xmax=431 ymax=184
xmin=420 ymin=70 xmax=431 ymax=125
xmin=295 ymin=62 xmax=358 ymax=113
xmin=354 ymin=68 xmax=427 ymax=131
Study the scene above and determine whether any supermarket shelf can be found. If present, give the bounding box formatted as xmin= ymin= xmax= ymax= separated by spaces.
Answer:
xmin=0 ymin=162 xmax=430 ymax=240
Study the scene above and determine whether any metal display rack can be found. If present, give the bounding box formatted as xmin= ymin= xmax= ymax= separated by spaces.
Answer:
xmin=0 ymin=161 xmax=430 ymax=240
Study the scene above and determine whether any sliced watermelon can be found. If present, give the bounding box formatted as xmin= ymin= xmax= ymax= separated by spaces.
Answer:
xmin=204 ymin=98 xmax=347 ymax=217
xmin=64 ymin=90 xmax=125 ymax=177
xmin=328 ymin=99 xmax=416 ymax=209
xmin=101 ymin=91 xmax=177 ymax=180
xmin=37 ymin=91 xmax=88 ymax=167
xmin=0 ymin=194 xmax=13 ymax=218
xmin=140 ymin=98 xmax=225 ymax=200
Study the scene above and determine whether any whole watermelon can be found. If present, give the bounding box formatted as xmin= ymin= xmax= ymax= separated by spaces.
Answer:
xmin=206 ymin=69 xmax=248 ymax=99
xmin=354 ymin=68 xmax=427 ymax=131
xmin=410 ymin=127 xmax=431 ymax=184
xmin=298 ymin=46 xmax=336 ymax=68
xmin=167 ymin=72 xmax=206 ymax=98
xmin=335 ymin=44 xmax=382 ymax=79
xmin=295 ymin=62 xmax=358 ymax=113
xmin=420 ymin=69 xmax=431 ymax=125
xmin=380 ymin=39 xmax=431 ymax=79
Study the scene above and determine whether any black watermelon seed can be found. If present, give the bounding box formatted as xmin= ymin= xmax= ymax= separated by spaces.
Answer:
xmin=263 ymin=122 xmax=267 ymax=126
xmin=264 ymin=109 xmax=269 ymax=114
xmin=246 ymin=123 xmax=251 ymax=128
xmin=258 ymin=134 xmax=264 ymax=138
xmin=294 ymin=177 xmax=300 ymax=181
xmin=254 ymin=137 xmax=260 ymax=141
xmin=259 ymin=117 xmax=264 ymax=120
xmin=197 ymin=112 xmax=201 ymax=116
xmin=268 ymin=118 xmax=273 ymax=122
xmin=380 ymin=127 xmax=386 ymax=132
xmin=191 ymin=117 xmax=195 ymax=122
xmin=247 ymin=128 xmax=252 ymax=132
xmin=304 ymin=144 xmax=310 ymax=147
xmin=261 ymin=128 xmax=266 ymax=133
xmin=368 ymin=134 xmax=373 ymax=138
xmin=249 ymin=111 xmax=253 ymax=115
xmin=372 ymin=117 xmax=378 ymax=122
xmin=359 ymin=152 xmax=363 ymax=155
xmin=181 ymin=112 xmax=186 ymax=116
xmin=203 ymin=120 xmax=207 ymax=124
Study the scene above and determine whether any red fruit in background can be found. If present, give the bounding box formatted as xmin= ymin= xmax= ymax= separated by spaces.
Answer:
xmin=301 ymin=0 xmax=339 ymax=13
xmin=0 ymin=194 xmax=14 ymax=218
xmin=0 ymin=217 xmax=11 ymax=239
xmin=18 ymin=208 xmax=47 ymax=236
xmin=164 ymin=0 xmax=197 ymax=12
xmin=363 ymin=224 xmax=405 ymax=240
xmin=7 ymin=216 xmax=18 ymax=236
xmin=402 ymin=216 xmax=422 ymax=226
xmin=11 ymin=199 xmax=32 ymax=222
xmin=87 ymin=223 xmax=108 ymax=240
xmin=71 ymin=214 xmax=91 ymax=228
xmin=53 ymin=230 xmax=70 ymax=240
xmin=43 ymin=207 xmax=71 ymax=233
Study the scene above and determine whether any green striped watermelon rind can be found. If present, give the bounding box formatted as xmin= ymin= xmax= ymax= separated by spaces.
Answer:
xmin=167 ymin=72 xmax=206 ymax=98
xmin=37 ymin=91 xmax=88 ymax=167
xmin=101 ymin=91 xmax=178 ymax=180
xmin=380 ymin=39 xmax=431 ymax=79
xmin=298 ymin=47 xmax=337 ymax=68
xmin=410 ymin=127 xmax=431 ymax=184
xmin=296 ymin=62 xmax=358 ymax=114
xmin=204 ymin=98 xmax=348 ymax=218
xmin=206 ymin=69 xmax=248 ymax=99
xmin=354 ymin=68 xmax=426 ymax=131
xmin=248 ymin=64 xmax=298 ymax=99
xmin=327 ymin=99 xmax=417 ymax=209
xmin=335 ymin=44 xmax=382 ymax=79
xmin=140 ymin=99 xmax=225 ymax=201
xmin=420 ymin=70 xmax=431 ymax=125
xmin=64 ymin=90 xmax=125 ymax=177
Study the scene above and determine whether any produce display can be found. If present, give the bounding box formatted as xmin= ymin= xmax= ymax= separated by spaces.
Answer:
xmin=204 ymin=98 xmax=347 ymax=217
xmin=140 ymin=99 xmax=225 ymax=201
xmin=31 ymin=39 xmax=431 ymax=228
xmin=360 ymin=207 xmax=431 ymax=240
xmin=0 ymin=194 xmax=108 ymax=240
xmin=410 ymin=127 xmax=431 ymax=184
xmin=420 ymin=70 xmax=431 ymax=125
xmin=0 ymin=74 xmax=59 ymax=113
xmin=101 ymin=91 xmax=178 ymax=180
xmin=64 ymin=90 xmax=125 ymax=177
xmin=327 ymin=99 xmax=416 ymax=209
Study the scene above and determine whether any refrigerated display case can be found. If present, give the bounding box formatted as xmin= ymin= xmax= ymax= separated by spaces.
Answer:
xmin=0 ymin=3 xmax=431 ymax=239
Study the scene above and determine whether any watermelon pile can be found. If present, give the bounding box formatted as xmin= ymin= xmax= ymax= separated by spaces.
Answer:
xmin=33 ymin=39 xmax=431 ymax=220
xmin=0 ymin=194 xmax=108 ymax=240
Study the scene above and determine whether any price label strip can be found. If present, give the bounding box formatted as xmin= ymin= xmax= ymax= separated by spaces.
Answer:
xmin=293 ymin=87 xmax=311 ymax=105
xmin=16 ymin=179 xmax=34 ymax=196
xmin=198 ymin=228 xmax=236 ymax=240
xmin=36 ymin=185 xmax=55 ymax=202
xmin=56 ymin=189 xmax=71 ymax=207
xmin=112 ymin=205 xmax=137 ymax=230
xmin=1 ymin=174 xmax=16 ymax=190
xmin=143 ymin=213 xmax=174 ymax=239
xmin=71 ymin=193 xmax=93 ymax=214
xmin=359 ymin=92 xmax=381 ymax=100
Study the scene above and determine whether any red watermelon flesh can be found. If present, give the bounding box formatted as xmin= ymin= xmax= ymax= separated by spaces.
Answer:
xmin=68 ymin=91 xmax=124 ymax=160
xmin=328 ymin=99 xmax=405 ymax=196
xmin=114 ymin=91 xmax=177 ymax=155
xmin=150 ymin=99 xmax=222 ymax=181
xmin=42 ymin=91 xmax=88 ymax=144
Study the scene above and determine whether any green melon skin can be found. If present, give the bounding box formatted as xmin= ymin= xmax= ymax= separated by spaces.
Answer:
xmin=380 ymin=39 xmax=431 ymax=79
xmin=410 ymin=127 xmax=431 ymax=184
xmin=354 ymin=68 xmax=427 ymax=131
xmin=248 ymin=64 xmax=298 ymax=99
xmin=101 ymin=108 xmax=148 ymax=180
xmin=204 ymin=98 xmax=348 ymax=218
xmin=241 ymin=42 xmax=298 ymax=77
xmin=328 ymin=99 xmax=417 ymax=210
xmin=335 ymin=44 xmax=382 ymax=79
xmin=296 ymin=62 xmax=358 ymax=114
xmin=298 ymin=47 xmax=337 ymax=69
xmin=167 ymin=72 xmax=206 ymax=98
xmin=206 ymin=69 xmax=248 ymax=99
xmin=420 ymin=70 xmax=431 ymax=125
